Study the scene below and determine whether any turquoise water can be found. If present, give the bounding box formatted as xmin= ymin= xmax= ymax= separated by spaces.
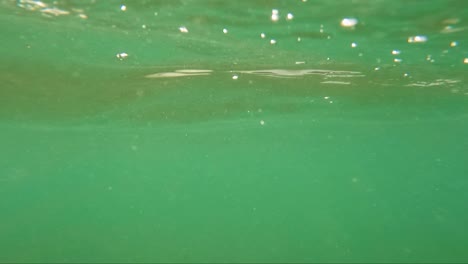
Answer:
xmin=1 ymin=0 xmax=468 ymax=262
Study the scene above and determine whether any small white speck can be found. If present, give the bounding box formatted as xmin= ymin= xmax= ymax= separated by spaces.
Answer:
xmin=260 ymin=33 xmax=266 ymax=38
xmin=286 ymin=13 xmax=294 ymax=20
xmin=116 ymin=52 xmax=128 ymax=60
xmin=120 ymin=5 xmax=126 ymax=11
xmin=329 ymin=100 xmax=334 ymax=104
xmin=341 ymin=18 xmax=358 ymax=28
xmin=394 ymin=58 xmax=402 ymax=63
xmin=270 ymin=39 xmax=276 ymax=45
xmin=260 ymin=120 xmax=265 ymax=125
xmin=271 ymin=9 xmax=279 ymax=21
xmin=232 ymin=75 xmax=238 ymax=80
xmin=179 ymin=26 xmax=188 ymax=33
xmin=295 ymin=61 xmax=305 ymax=65
xmin=408 ymin=35 xmax=427 ymax=43
xmin=391 ymin=50 xmax=401 ymax=55
xmin=297 ymin=37 xmax=301 ymax=42
xmin=403 ymin=73 xmax=409 ymax=77
xmin=141 ymin=24 xmax=146 ymax=29
xmin=464 ymin=58 xmax=468 ymax=64
xmin=351 ymin=42 xmax=357 ymax=48
xmin=223 ymin=28 xmax=228 ymax=34
xmin=374 ymin=67 xmax=380 ymax=71
xmin=324 ymin=96 xmax=330 ymax=100
xmin=450 ymin=41 xmax=458 ymax=47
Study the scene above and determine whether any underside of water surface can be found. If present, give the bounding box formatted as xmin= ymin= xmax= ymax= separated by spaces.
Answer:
xmin=1 ymin=0 xmax=468 ymax=262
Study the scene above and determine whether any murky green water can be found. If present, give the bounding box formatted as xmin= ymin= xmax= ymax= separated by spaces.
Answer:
xmin=1 ymin=0 xmax=468 ymax=262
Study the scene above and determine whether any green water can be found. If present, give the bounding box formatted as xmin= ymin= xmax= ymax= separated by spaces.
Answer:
xmin=1 ymin=0 xmax=468 ymax=262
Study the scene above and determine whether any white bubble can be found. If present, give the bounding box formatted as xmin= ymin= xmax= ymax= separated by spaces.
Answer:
xmin=260 ymin=33 xmax=266 ymax=38
xmin=116 ymin=52 xmax=128 ymax=60
xmin=223 ymin=28 xmax=228 ymax=34
xmin=450 ymin=41 xmax=458 ymax=47
xmin=351 ymin=42 xmax=357 ymax=48
xmin=120 ymin=5 xmax=126 ymax=11
xmin=232 ymin=75 xmax=238 ymax=80
xmin=286 ymin=13 xmax=294 ymax=20
xmin=391 ymin=50 xmax=401 ymax=55
xmin=464 ymin=58 xmax=468 ymax=64
xmin=408 ymin=35 xmax=427 ymax=43
xmin=179 ymin=26 xmax=189 ymax=33
xmin=271 ymin=9 xmax=279 ymax=21
xmin=260 ymin=120 xmax=265 ymax=125
xmin=340 ymin=18 xmax=358 ymax=27
xmin=270 ymin=39 xmax=276 ymax=45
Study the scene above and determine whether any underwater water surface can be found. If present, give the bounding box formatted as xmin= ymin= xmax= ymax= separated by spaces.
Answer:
xmin=1 ymin=0 xmax=468 ymax=262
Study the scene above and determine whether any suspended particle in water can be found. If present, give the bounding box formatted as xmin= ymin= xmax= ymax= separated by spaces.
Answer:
xmin=223 ymin=28 xmax=228 ymax=34
xmin=286 ymin=13 xmax=294 ymax=20
xmin=351 ymin=42 xmax=357 ymax=48
xmin=271 ymin=9 xmax=279 ymax=21
xmin=260 ymin=33 xmax=266 ymax=38
xmin=232 ymin=75 xmax=238 ymax=80
xmin=450 ymin=41 xmax=458 ymax=47
xmin=394 ymin=58 xmax=402 ymax=63
xmin=464 ymin=58 xmax=468 ymax=64
xmin=116 ymin=52 xmax=128 ymax=60
xmin=340 ymin=18 xmax=358 ymax=28
xmin=270 ymin=39 xmax=277 ymax=45
xmin=391 ymin=50 xmax=401 ymax=55
xmin=408 ymin=35 xmax=427 ymax=43
xmin=260 ymin=120 xmax=265 ymax=125
xmin=179 ymin=26 xmax=189 ymax=33
xmin=120 ymin=5 xmax=126 ymax=11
